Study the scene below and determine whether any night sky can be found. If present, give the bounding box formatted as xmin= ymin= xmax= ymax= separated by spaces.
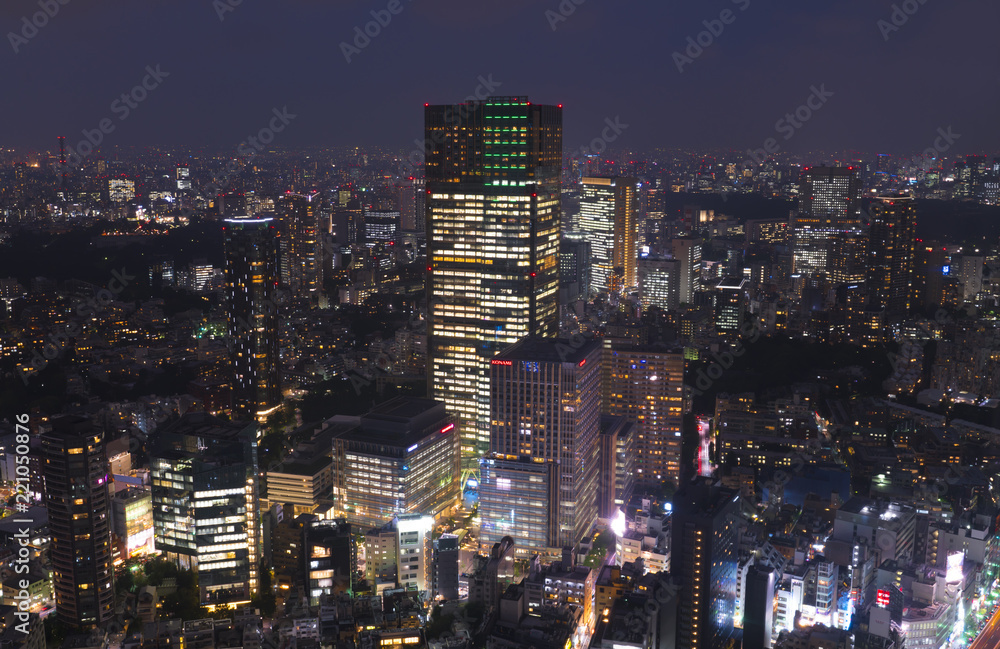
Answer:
xmin=3 ymin=0 xmax=998 ymax=156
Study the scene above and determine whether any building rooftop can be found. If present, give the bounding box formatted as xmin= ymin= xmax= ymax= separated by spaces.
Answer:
xmin=495 ymin=336 xmax=600 ymax=365
xmin=334 ymin=397 xmax=452 ymax=449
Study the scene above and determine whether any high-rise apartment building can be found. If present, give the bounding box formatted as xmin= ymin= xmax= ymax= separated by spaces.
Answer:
xmin=671 ymin=237 xmax=702 ymax=305
xmin=399 ymin=177 xmax=425 ymax=232
xmin=602 ymin=342 xmax=685 ymax=485
xmin=481 ymin=337 xmax=601 ymax=550
xmin=278 ymin=192 xmax=324 ymax=301
xmin=224 ymin=217 xmax=282 ymax=422
xmin=42 ymin=416 xmax=114 ymax=629
xmin=671 ymin=478 xmax=740 ymax=649
xmin=150 ymin=413 xmax=260 ymax=608
xmin=866 ymin=194 xmax=917 ymax=314
xmin=426 ymin=97 xmax=562 ymax=468
xmin=578 ymin=177 xmax=639 ymax=293
xmin=792 ymin=167 xmax=863 ymax=283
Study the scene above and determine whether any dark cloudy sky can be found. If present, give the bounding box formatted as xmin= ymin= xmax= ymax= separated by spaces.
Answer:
xmin=3 ymin=0 xmax=998 ymax=156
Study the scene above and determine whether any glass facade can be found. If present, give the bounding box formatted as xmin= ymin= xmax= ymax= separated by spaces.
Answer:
xmin=426 ymin=98 xmax=562 ymax=467
xmin=150 ymin=414 xmax=260 ymax=607
xmin=331 ymin=398 xmax=460 ymax=529
xmin=578 ymin=176 xmax=639 ymax=294
xmin=484 ymin=338 xmax=602 ymax=549
xmin=792 ymin=167 xmax=863 ymax=282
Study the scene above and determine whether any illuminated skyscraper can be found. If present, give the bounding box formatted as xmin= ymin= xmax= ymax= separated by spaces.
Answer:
xmin=278 ymin=192 xmax=324 ymax=301
xmin=866 ymin=194 xmax=917 ymax=314
xmin=399 ymin=177 xmax=425 ymax=232
xmin=638 ymin=255 xmax=681 ymax=312
xmin=578 ymin=176 xmax=639 ymax=293
xmin=671 ymin=236 xmax=702 ymax=305
xmin=715 ymin=276 xmax=749 ymax=335
xmin=176 ymin=165 xmax=191 ymax=190
xmin=601 ymin=342 xmax=685 ymax=485
xmin=42 ymin=416 xmax=114 ymax=630
xmin=329 ymin=397 xmax=460 ymax=528
xmin=150 ymin=413 xmax=260 ymax=607
xmin=426 ymin=97 xmax=562 ymax=468
xmin=672 ymin=478 xmax=740 ymax=649
xmin=481 ymin=337 xmax=601 ymax=551
xmin=792 ymin=167 xmax=863 ymax=283
xmin=224 ymin=217 xmax=282 ymax=421
xmin=560 ymin=232 xmax=591 ymax=303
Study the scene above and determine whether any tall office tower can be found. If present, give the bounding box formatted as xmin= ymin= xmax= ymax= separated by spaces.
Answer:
xmin=866 ymin=194 xmax=917 ymax=314
xmin=602 ymin=342 xmax=685 ymax=485
xmin=426 ymin=97 xmax=562 ymax=468
xmin=224 ymin=217 xmax=282 ymax=422
xmin=330 ymin=397 xmax=460 ymax=528
xmin=671 ymin=478 xmax=740 ymax=649
xmin=959 ymin=253 xmax=985 ymax=301
xmin=176 ymin=165 xmax=191 ymax=190
xmin=481 ymin=337 xmax=601 ymax=550
xmin=150 ymin=413 xmax=260 ymax=607
xmin=715 ymin=276 xmax=749 ymax=335
xmin=108 ymin=178 xmax=136 ymax=203
xmin=363 ymin=209 xmax=400 ymax=247
xmin=792 ymin=167 xmax=863 ymax=282
xmin=278 ymin=193 xmax=324 ymax=301
xmin=560 ymin=232 xmax=591 ymax=303
xmin=578 ymin=176 xmax=639 ymax=293
xmin=671 ymin=236 xmax=702 ymax=305
xmin=42 ymin=416 xmax=114 ymax=629
xmin=638 ymin=255 xmax=681 ymax=312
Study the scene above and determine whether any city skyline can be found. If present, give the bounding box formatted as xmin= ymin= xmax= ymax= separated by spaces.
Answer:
xmin=4 ymin=4 xmax=1000 ymax=648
